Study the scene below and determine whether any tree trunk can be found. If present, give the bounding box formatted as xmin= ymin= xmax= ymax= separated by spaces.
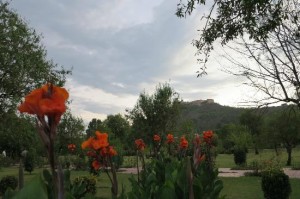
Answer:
xmin=286 ymin=146 xmax=292 ymax=166
xmin=274 ymin=144 xmax=279 ymax=156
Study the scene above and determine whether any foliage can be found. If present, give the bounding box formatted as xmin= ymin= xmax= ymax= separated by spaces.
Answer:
xmin=0 ymin=155 xmax=14 ymax=167
xmin=24 ymin=151 xmax=35 ymax=174
xmin=176 ymin=0 xmax=289 ymax=75
xmin=0 ymin=2 xmax=70 ymax=114
xmin=233 ymin=147 xmax=247 ymax=166
xmin=127 ymin=83 xmax=181 ymax=143
xmin=56 ymin=111 xmax=85 ymax=155
xmin=104 ymin=114 xmax=130 ymax=140
xmin=82 ymin=131 xmax=119 ymax=197
xmin=71 ymin=176 xmax=97 ymax=198
xmin=265 ymin=107 xmax=300 ymax=165
xmin=240 ymin=110 xmax=263 ymax=154
xmin=127 ymin=132 xmax=224 ymax=199
xmin=261 ymin=169 xmax=291 ymax=199
xmin=0 ymin=176 xmax=18 ymax=196
xmin=0 ymin=112 xmax=39 ymax=159
xmin=85 ymin=118 xmax=107 ymax=138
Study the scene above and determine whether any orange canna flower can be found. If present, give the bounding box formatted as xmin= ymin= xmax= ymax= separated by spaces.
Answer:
xmin=203 ymin=130 xmax=213 ymax=144
xmin=108 ymin=146 xmax=117 ymax=157
xmin=81 ymin=137 xmax=93 ymax=149
xmin=18 ymin=84 xmax=68 ymax=121
xmin=153 ymin=134 xmax=161 ymax=142
xmin=180 ymin=136 xmax=188 ymax=149
xmin=68 ymin=144 xmax=76 ymax=152
xmin=92 ymin=131 xmax=109 ymax=150
xmin=166 ymin=134 xmax=174 ymax=144
xmin=92 ymin=160 xmax=101 ymax=170
xmin=135 ymin=139 xmax=146 ymax=151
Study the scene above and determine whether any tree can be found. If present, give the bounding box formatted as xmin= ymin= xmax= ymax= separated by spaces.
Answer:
xmin=239 ymin=110 xmax=263 ymax=154
xmin=56 ymin=111 xmax=85 ymax=155
xmin=126 ymin=83 xmax=181 ymax=143
xmin=85 ymin=118 xmax=107 ymax=138
xmin=0 ymin=112 xmax=39 ymax=159
xmin=104 ymin=114 xmax=130 ymax=140
xmin=0 ymin=2 xmax=70 ymax=115
xmin=176 ymin=0 xmax=293 ymax=75
xmin=267 ymin=107 xmax=300 ymax=166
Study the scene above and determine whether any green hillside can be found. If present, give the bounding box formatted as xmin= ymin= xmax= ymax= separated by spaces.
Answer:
xmin=177 ymin=100 xmax=246 ymax=132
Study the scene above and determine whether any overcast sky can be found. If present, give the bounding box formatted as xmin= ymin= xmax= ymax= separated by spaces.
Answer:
xmin=9 ymin=0 xmax=251 ymax=124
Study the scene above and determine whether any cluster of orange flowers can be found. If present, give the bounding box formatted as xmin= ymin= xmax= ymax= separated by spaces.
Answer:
xmin=82 ymin=131 xmax=117 ymax=170
xmin=67 ymin=144 xmax=76 ymax=152
xmin=153 ymin=134 xmax=161 ymax=142
xmin=203 ymin=130 xmax=213 ymax=145
xmin=135 ymin=130 xmax=215 ymax=152
xmin=18 ymin=83 xmax=69 ymax=125
xmin=135 ymin=139 xmax=146 ymax=151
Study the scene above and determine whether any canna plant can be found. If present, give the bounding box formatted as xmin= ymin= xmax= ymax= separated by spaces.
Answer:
xmin=81 ymin=131 xmax=119 ymax=198
xmin=16 ymin=83 xmax=69 ymax=199
xmin=128 ymin=131 xmax=224 ymax=199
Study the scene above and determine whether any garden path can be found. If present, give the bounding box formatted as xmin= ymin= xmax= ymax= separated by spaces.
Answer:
xmin=118 ymin=167 xmax=300 ymax=179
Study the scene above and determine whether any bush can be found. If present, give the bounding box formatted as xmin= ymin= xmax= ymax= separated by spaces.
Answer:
xmin=24 ymin=153 xmax=35 ymax=174
xmin=261 ymin=169 xmax=291 ymax=199
xmin=233 ymin=147 xmax=246 ymax=166
xmin=71 ymin=176 xmax=96 ymax=198
xmin=0 ymin=156 xmax=14 ymax=167
xmin=0 ymin=176 xmax=18 ymax=195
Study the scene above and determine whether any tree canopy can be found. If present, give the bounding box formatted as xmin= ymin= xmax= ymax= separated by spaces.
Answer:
xmin=126 ymin=83 xmax=181 ymax=143
xmin=0 ymin=2 xmax=70 ymax=114
xmin=176 ymin=0 xmax=297 ymax=75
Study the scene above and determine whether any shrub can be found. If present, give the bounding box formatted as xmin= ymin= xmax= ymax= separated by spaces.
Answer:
xmin=71 ymin=176 xmax=97 ymax=198
xmin=24 ymin=152 xmax=35 ymax=174
xmin=0 ymin=176 xmax=18 ymax=195
xmin=0 ymin=156 xmax=14 ymax=167
xmin=233 ymin=147 xmax=246 ymax=166
xmin=261 ymin=169 xmax=291 ymax=199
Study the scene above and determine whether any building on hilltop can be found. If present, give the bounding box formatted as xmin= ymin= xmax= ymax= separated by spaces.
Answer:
xmin=189 ymin=99 xmax=215 ymax=105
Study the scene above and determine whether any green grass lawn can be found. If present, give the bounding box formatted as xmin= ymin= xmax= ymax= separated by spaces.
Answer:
xmin=221 ymin=177 xmax=300 ymax=199
xmin=1 ymin=166 xmax=300 ymax=199
xmin=216 ymin=148 xmax=300 ymax=168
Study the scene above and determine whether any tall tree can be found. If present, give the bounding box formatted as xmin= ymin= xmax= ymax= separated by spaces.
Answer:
xmin=0 ymin=112 xmax=39 ymax=158
xmin=267 ymin=107 xmax=300 ymax=166
xmin=0 ymin=2 xmax=70 ymax=114
xmin=56 ymin=111 xmax=85 ymax=154
xmin=239 ymin=110 xmax=263 ymax=154
xmin=126 ymin=83 xmax=181 ymax=143
xmin=176 ymin=0 xmax=292 ymax=75
xmin=104 ymin=114 xmax=130 ymax=140
xmin=85 ymin=118 xmax=107 ymax=138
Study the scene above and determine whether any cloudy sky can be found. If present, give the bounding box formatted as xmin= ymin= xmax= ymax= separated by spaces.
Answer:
xmin=9 ymin=0 xmax=251 ymax=124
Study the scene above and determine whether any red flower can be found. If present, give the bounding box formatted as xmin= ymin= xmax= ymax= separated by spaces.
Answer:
xmin=153 ymin=134 xmax=161 ymax=142
xmin=18 ymin=83 xmax=68 ymax=124
xmin=203 ymin=130 xmax=213 ymax=144
xmin=92 ymin=160 xmax=101 ymax=170
xmin=67 ymin=144 xmax=76 ymax=152
xmin=135 ymin=139 xmax=146 ymax=151
xmin=166 ymin=134 xmax=174 ymax=144
xmin=180 ymin=136 xmax=188 ymax=149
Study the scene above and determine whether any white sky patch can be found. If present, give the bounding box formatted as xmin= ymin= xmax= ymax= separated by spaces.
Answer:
xmin=111 ymin=82 xmax=126 ymax=88
xmin=65 ymin=78 xmax=138 ymax=123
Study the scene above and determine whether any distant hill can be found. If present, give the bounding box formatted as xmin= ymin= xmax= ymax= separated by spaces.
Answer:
xmin=177 ymin=100 xmax=245 ymax=132
xmin=177 ymin=99 xmax=288 ymax=132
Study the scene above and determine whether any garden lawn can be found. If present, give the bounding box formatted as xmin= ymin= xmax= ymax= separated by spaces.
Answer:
xmin=220 ymin=177 xmax=300 ymax=199
xmin=216 ymin=148 xmax=300 ymax=168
